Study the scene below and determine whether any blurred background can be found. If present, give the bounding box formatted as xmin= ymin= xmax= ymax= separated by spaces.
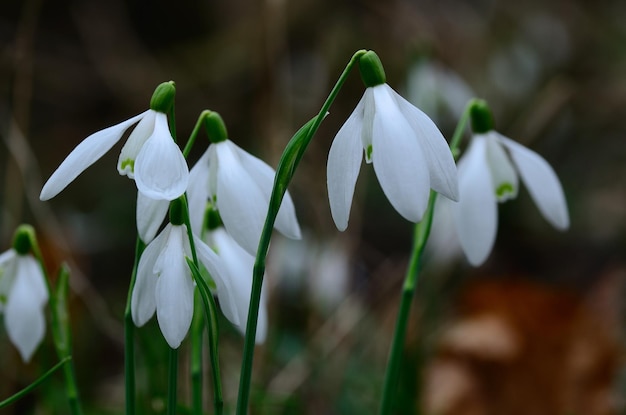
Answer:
xmin=1 ymin=0 xmax=625 ymax=413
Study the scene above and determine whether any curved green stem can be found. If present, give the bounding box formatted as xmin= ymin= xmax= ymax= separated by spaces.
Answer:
xmin=0 ymin=357 xmax=71 ymax=408
xmin=378 ymin=101 xmax=472 ymax=415
xmin=235 ymin=49 xmax=368 ymax=415
xmin=183 ymin=110 xmax=211 ymax=158
xmin=191 ymin=300 xmax=204 ymax=415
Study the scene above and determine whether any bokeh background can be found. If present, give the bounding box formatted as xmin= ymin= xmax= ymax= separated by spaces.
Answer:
xmin=1 ymin=0 xmax=625 ymax=414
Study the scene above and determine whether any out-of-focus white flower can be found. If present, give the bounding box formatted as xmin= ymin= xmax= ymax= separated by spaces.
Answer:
xmin=455 ymin=130 xmax=569 ymax=266
xmin=0 ymin=248 xmax=48 ymax=362
xmin=327 ymin=51 xmax=458 ymax=231
xmin=205 ymin=227 xmax=268 ymax=344
xmin=131 ymin=222 xmax=239 ymax=349
xmin=187 ymin=121 xmax=301 ymax=255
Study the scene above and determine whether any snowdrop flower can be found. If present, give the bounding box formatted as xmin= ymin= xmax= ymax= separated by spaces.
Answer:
xmin=454 ymin=100 xmax=569 ymax=265
xmin=203 ymin=219 xmax=268 ymax=344
xmin=187 ymin=112 xmax=301 ymax=255
xmin=40 ymin=81 xmax=189 ymax=202
xmin=131 ymin=199 xmax=240 ymax=349
xmin=0 ymin=225 xmax=49 ymax=362
xmin=327 ymin=51 xmax=459 ymax=231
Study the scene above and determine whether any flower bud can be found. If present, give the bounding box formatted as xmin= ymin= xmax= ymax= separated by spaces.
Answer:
xmin=469 ymin=99 xmax=494 ymax=134
xmin=12 ymin=224 xmax=35 ymax=255
xmin=359 ymin=51 xmax=386 ymax=88
xmin=150 ymin=81 xmax=176 ymax=114
xmin=169 ymin=197 xmax=186 ymax=226
xmin=205 ymin=111 xmax=228 ymax=143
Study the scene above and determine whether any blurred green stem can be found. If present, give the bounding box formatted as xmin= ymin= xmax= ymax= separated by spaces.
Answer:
xmin=235 ymin=49 xmax=368 ymax=415
xmin=191 ymin=300 xmax=203 ymax=415
xmin=378 ymin=100 xmax=472 ymax=415
xmin=167 ymin=348 xmax=178 ymax=415
xmin=125 ymin=237 xmax=145 ymax=415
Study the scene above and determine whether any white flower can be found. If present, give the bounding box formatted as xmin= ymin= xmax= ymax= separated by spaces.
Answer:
xmin=454 ymin=131 xmax=569 ymax=265
xmin=40 ymin=109 xmax=189 ymax=202
xmin=0 ymin=249 xmax=49 ymax=362
xmin=326 ymin=83 xmax=459 ymax=231
xmin=205 ymin=227 xmax=268 ymax=344
xmin=187 ymin=140 xmax=301 ymax=255
xmin=131 ymin=223 xmax=239 ymax=349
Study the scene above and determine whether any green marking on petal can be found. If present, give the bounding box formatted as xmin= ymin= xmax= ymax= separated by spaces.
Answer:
xmin=120 ymin=159 xmax=135 ymax=173
xmin=366 ymin=144 xmax=373 ymax=163
xmin=496 ymin=182 xmax=515 ymax=199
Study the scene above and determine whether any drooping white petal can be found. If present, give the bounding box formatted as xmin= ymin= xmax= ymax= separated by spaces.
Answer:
xmin=214 ymin=141 xmax=268 ymax=255
xmin=211 ymin=228 xmax=267 ymax=343
xmin=361 ymin=89 xmax=375 ymax=162
xmin=232 ymin=141 xmax=301 ymax=240
xmin=155 ymin=225 xmax=195 ymax=349
xmin=136 ymin=192 xmax=169 ymax=243
xmin=370 ymin=85 xmax=431 ymax=222
xmin=40 ymin=111 xmax=149 ymax=201
xmin=118 ymin=110 xmax=157 ymax=178
xmin=392 ymin=86 xmax=459 ymax=201
xmin=5 ymin=256 xmax=48 ymax=362
xmin=134 ymin=113 xmax=189 ymax=200
xmin=132 ymin=225 xmax=170 ymax=326
xmin=327 ymin=94 xmax=366 ymax=231
xmin=454 ymin=136 xmax=498 ymax=266
xmin=498 ymin=134 xmax=569 ymax=230
xmin=484 ymin=133 xmax=519 ymax=202
xmin=193 ymin=234 xmax=241 ymax=327
xmin=187 ymin=149 xmax=212 ymax=236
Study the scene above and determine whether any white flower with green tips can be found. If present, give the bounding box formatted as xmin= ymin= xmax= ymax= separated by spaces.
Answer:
xmin=327 ymin=51 xmax=459 ymax=230
xmin=40 ymin=82 xmax=189 ymax=202
xmin=131 ymin=216 xmax=240 ymax=349
xmin=454 ymin=103 xmax=569 ymax=266
xmin=186 ymin=112 xmax=301 ymax=255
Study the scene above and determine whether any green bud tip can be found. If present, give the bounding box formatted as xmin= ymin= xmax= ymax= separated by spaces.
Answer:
xmin=205 ymin=111 xmax=228 ymax=143
xmin=359 ymin=50 xmax=386 ymax=88
xmin=169 ymin=197 xmax=186 ymax=226
xmin=469 ymin=99 xmax=494 ymax=134
xmin=205 ymin=206 xmax=223 ymax=231
xmin=150 ymin=81 xmax=176 ymax=114
xmin=12 ymin=224 xmax=36 ymax=255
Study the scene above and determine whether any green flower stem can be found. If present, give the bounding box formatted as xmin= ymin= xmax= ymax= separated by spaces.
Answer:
xmin=26 ymin=227 xmax=82 ymax=415
xmin=180 ymin=195 xmax=224 ymax=414
xmin=377 ymin=101 xmax=473 ymax=415
xmin=51 ymin=264 xmax=82 ymax=415
xmin=0 ymin=356 xmax=71 ymax=408
xmin=191 ymin=300 xmax=203 ymax=415
xmin=183 ymin=110 xmax=211 ymax=158
xmin=125 ymin=237 xmax=145 ymax=415
xmin=235 ymin=49 xmax=368 ymax=415
xmin=167 ymin=348 xmax=179 ymax=415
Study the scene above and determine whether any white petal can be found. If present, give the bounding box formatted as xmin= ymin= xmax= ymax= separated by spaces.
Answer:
xmin=5 ymin=256 xmax=49 ymax=362
xmin=232 ymin=141 xmax=301 ymax=240
xmin=454 ymin=136 xmax=498 ymax=266
xmin=327 ymin=95 xmax=365 ymax=231
xmin=371 ymin=85 xmax=430 ymax=222
xmin=484 ymin=133 xmax=519 ymax=202
xmin=193 ymin=234 xmax=241 ymax=327
xmin=135 ymin=113 xmax=189 ymax=200
xmin=214 ymin=141 xmax=267 ymax=255
xmin=0 ymin=249 xmax=18 ymax=308
xmin=498 ymin=134 xmax=569 ymax=230
xmin=118 ymin=110 xmax=157 ymax=178
xmin=361 ymin=89 xmax=375 ymax=161
xmin=131 ymin=225 xmax=170 ymax=326
xmin=40 ymin=111 xmax=148 ymax=200
xmin=155 ymin=226 xmax=195 ymax=349
xmin=392 ymin=85 xmax=459 ymax=201
xmin=187 ymin=149 xmax=212 ymax=236
xmin=136 ymin=192 xmax=169 ymax=243
xmin=211 ymin=228 xmax=266 ymax=343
